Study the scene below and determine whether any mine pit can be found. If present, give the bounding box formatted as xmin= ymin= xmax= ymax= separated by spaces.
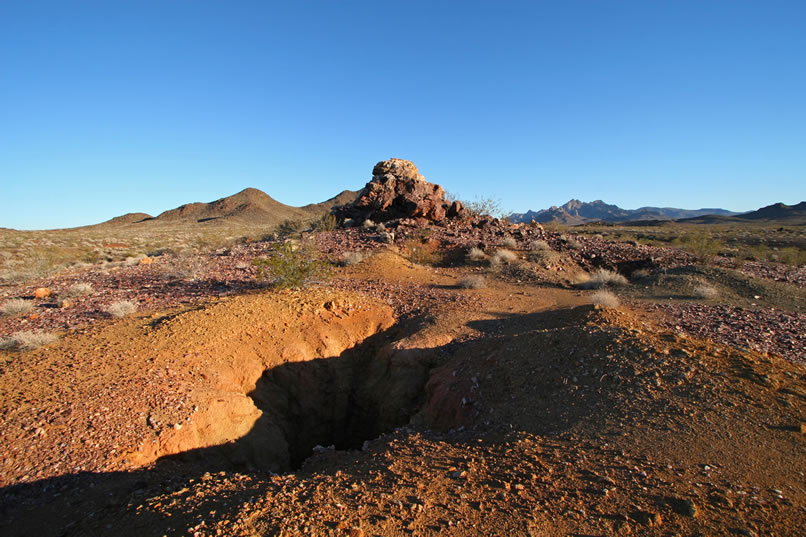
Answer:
xmin=165 ymin=326 xmax=437 ymax=473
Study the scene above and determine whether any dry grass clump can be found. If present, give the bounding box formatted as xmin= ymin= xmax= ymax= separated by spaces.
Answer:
xmin=362 ymin=219 xmax=376 ymax=230
xmin=1 ymin=298 xmax=34 ymax=316
xmin=501 ymin=237 xmax=518 ymax=248
xmin=590 ymin=290 xmax=620 ymax=308
xmin=341 ymin=251 xmax=369 ymax=266
xmin=457 ymin=275 xmax=487 ymax=289
xmin=105 ymin=300 xmax=138 ymax=318
xmin=693 ymin=283 xmax=719 ymax=300
xmin=560 ymin=234 xmax=582 ymax=250
xmin=490 ymin=249 xmax=518 ymax=266
xmin=527 ymin=240 xmax=558 ymax=263
xmin=577 ymin=268 xmax=628 ymax=289
xmin=0 ymin=330 xmax=58 ymax=351
xmin=65 ymin=282 xmax=94 ymax=297
xmin=466 ymin=247 xmax=488 ymax=263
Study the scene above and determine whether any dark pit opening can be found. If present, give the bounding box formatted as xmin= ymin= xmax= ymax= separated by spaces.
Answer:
xmin=190 ymin=328 xmax=433 ymax=473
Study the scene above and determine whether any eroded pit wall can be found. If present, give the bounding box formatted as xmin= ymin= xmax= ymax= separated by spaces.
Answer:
xmin=123 ymin=290 xmax=471 ymax=473
xmin=125 ymin=291 xmax=398 ymax=469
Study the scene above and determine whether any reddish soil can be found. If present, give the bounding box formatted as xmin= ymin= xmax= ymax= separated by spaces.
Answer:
xmin=1 ymin=233 xmax=804 ymax=537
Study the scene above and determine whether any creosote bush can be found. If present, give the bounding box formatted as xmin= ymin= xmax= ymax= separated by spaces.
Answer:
xmin=457 ymin=275 xmax=487 ymax=289
xmin=1 ymin=298 xmax=34 ymax=316
xmin=402 ymin=239 xmax=441 ymax=266
xmin=276 ymin=219 xmax=306 ymax=238
xmin=0 ymin=330 xmax=58 ymax=351
xmin=501 ymin=237 xmax=518 ymax=248
xmin=578 ymin=268 xmax=628 ymax=289
xmin=312 ymin=213 xmax=339 ymax=232
xmin=253 ymin=242 xmax=330 ymax=289
xmin=105 ymin=300 xmax=138 ymax=318
xmin=590 ymin=290 xmax=620 ymax=308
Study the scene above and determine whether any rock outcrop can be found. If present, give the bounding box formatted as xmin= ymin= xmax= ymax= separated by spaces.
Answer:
xmin=338 ymin=159 xmax=464 ymax=224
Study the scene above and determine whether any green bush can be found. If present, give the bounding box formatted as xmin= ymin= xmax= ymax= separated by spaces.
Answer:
xmin=313 ymin=213 xmax=339 ymax=232
xmin=276 ymin=219 xmax=306 ymax=238
xmin=252 ymin=242 xmax=330 ymax=289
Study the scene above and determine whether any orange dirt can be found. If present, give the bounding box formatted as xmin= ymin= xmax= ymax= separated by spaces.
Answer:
xmin=1 ymin=250 xmax=804 ymax=536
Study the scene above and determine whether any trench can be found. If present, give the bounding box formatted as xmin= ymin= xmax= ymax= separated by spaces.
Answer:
xmin=166 ymin=327 xmax=440 ymax=473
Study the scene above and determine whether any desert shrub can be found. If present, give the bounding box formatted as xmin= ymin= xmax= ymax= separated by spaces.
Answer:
xmin=457 ymin=275 xmax=487 ymax=289
xmin=65 ymin=282 xmax=93 ymax=297
xmin=402 ymin=239 xmax=441 ymax=266
xmin=490 ymin=249 xmax=518 ymax=266
xmin=466 ymin=247 xmax=488 ymax=263
xmin=105 ymin=300 xmax=137 ymax=318
xmin=464 ymin=196 xmax=506 ymax=219
xmin=312 ymin=213 xmax=339 ymax=232
xmin=252 ymin=242 xmax=330 ymax=289
xmin=672 ymin=232 xmax=722 ymax=262
xmin=276 ymin=219 xmax=306 ymax=238
xmin=560 ymin=234 xmax=582 ymax=250
xmin=341 ymin=251 xmax=368 ymax=266
xmin=0 ymin=330 xmax=58 ymax=351
xmin=501 ymin=237 xmax=518 ymax=248
xmin=577 ymin=268 xmax=628 ymax=289
xmin=590 ymin=290 xmax=620 ymax=308
xmin=1 ymin=298 xmax=34 ymax=316
xmin=693 ymin=283 xmax=719 ymax=300
xmin=528 ymin=240 xmax=552 ymax=252
xmin=527 ymin=240 xmax=557 ymax=263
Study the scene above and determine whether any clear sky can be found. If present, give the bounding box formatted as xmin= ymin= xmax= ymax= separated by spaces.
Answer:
xmin=1 ymin=1 xmax=804 ymax=230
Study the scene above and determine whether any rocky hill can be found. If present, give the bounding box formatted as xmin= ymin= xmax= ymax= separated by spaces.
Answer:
xmin=679 ymin=201 xmax=806 ymax=225
xmin=92 ymin=187 xmax=359 ymax=228
xmin=509 ymin=199 xmax=738 ymax=225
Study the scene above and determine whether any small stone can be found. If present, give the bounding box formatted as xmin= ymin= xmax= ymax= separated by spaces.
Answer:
xmin=34 ymin=287 xmax=51 ymax=299
xmin=59 ymin=299 xmax=73 ymax=309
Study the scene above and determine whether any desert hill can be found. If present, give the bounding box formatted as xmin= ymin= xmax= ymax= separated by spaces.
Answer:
xmin=89 ymin=187 xmax=360 ymax=229
xmin=679 ymin=201 xmax=806 ymax=225
xmin=509 ymin=199 xmax=739 ymax=225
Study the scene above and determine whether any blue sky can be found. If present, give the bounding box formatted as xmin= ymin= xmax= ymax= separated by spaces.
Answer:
xmin=1 ymin=1 xmax=804 ymax=229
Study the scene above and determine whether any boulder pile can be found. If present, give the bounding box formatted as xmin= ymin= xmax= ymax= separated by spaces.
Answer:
xmin=337 ymin=159 xmax=465 ymax=224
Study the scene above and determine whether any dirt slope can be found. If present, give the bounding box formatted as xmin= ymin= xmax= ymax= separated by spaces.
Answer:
xmin=0 ymin=252 xmax=804 ymax=537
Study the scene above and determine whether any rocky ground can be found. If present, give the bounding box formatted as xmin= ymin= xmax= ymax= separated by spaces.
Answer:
xmin=0 ymin=160 xmax=804 ymax=536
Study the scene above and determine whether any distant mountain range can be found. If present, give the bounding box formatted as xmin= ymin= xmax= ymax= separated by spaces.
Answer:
xmin=81 ymin=191 xmax=806 ymax=231
xmin=508 ymin=200 xmax=740 ymax=225
xmin=92 ymin=188 xmax=360 ymax=229
xmin=678 ymin=201 xmax=806 ymax=224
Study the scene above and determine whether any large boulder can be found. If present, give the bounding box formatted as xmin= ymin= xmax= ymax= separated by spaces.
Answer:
xmin=339 ymin=158 xmax=464 ymax=224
